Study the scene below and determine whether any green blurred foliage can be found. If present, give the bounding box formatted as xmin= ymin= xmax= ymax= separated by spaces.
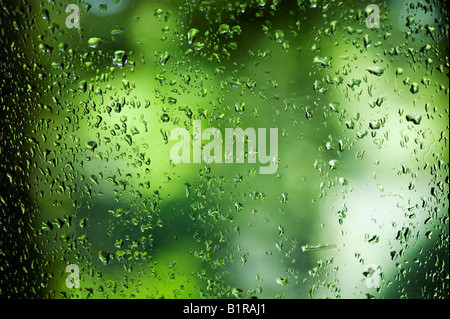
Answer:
xmin=0 ymin=0 xmax=448 ymax=299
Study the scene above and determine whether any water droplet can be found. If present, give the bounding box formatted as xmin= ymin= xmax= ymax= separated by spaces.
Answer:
xmin=111 ymin=27 xmax=124 ymax=35
xmin=218 ymin=23 xmax=235 ymax=37
xmin=369 ymin=120 xmax=381 ymax=130
xmin=160 ymin=113 xmax=170 ymax=122
xmin=346 ymin=120 xmax=355 ymax=129
xmin=406 ymin=15 xmax=415 ymax=27
xmin=276 ymin=277 xmax=288 ymax=286
xmin=406 ymin=113 xmax=422 ymax=125
xmin=160 ymin=51 xmax=170 ymax=65
xmin=112 ymin=50 xmax=127 ymax=67
xmin=274 ymin=29 xmax=285 ymax=42
xmin=78 ymin=80 xmax=87 ymax=93
xmin=329 ymin=159 xmax=339 ymax=170
xmin=98 ymin=251 xmax=111 ymax=265
xmin=410 ymin=83 xmax=419 ymax=94
xmin=187 ymin=28 xmax=199 ymax=44
xmin=313 ymin=56 xmax=332 ymax=69
xmin=86 ymin=141 xmax=97 ymax=150
xmin=368 ymin=235 xmax=380 ymax=244
xmin=367 ymin=66 xmax=385 ymax=76
xmin=87 ymin=37 xmax=102 ymax=48
xmin=234 ymin=101 xmax=245 ymax=114
xmin=302 ymin=244 xmax=337 ymax=252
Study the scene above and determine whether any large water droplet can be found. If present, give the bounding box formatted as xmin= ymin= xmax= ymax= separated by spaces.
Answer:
xmin=87 ymin=37 xmax=102 ymax=48
xmin=406 ymin=113 xmax=422 ymax=125
xmin=112 ymin=50 xmax=127 ymax=67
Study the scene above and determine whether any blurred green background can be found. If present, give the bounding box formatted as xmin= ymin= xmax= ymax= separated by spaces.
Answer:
xmin=0 ymin=0 xmax=448 ymax=299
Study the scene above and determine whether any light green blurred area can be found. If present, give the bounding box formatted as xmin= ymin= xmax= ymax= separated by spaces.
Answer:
xmin=4 ymin=0 xmax=447 ymax=299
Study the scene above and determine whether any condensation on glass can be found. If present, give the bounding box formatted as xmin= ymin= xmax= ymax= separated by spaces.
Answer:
xmin=0 ymin=0 xmax=448 ymax=299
